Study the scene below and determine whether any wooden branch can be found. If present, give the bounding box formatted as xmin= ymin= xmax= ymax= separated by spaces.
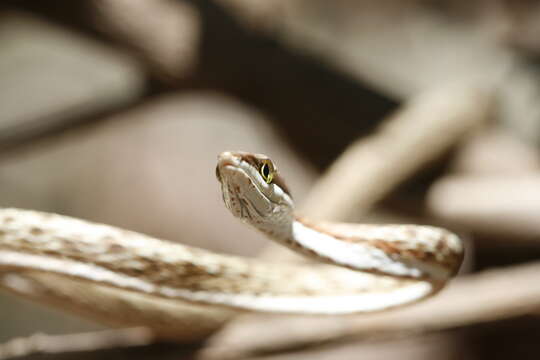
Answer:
xmin=425 ymin=127 xmax=540 ymax=245
xmin=428 ymin=175 xmax=540 ymax=242
xmin=448 ymin=127 xmax=540 ymax=175
xmin=201 ymin=261 xmax=540 ymax=359
xmin=214 ymin=0 xmax=513 ymax=98
xmin=299 ymin=85 xmax=492 ymax=221
xmin=214 ymin=0 xmax=540 ymax=145
xmin=91 ymin=0 xmax=199 ymax=80
xmin=0 ymin=328 xmax=153 ymax=360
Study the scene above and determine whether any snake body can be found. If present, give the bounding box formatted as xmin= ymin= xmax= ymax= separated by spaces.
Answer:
xmin=0 ymin=151 xmax=463 ymax=319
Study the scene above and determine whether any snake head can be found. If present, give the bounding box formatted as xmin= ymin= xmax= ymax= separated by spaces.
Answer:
xmin=216 ymin=151 xmax=293 ymax=223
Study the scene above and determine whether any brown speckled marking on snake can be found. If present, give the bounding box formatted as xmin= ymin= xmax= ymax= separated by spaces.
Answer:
xmin=29 ymin=227 xmax=45 ymax=236
xmin=294 ymin=216 xmax=361 ymax=243
xmin=3 ymin=216 xmax=14 ymax=224
xmin=2 ymin=226 xmax=367 ymax=297
xmin=295 ymin=216 xmax=462 ymax=269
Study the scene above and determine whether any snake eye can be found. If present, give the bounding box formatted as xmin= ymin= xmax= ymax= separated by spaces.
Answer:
xmin=260 ymin=160 xmax=274 ymax=184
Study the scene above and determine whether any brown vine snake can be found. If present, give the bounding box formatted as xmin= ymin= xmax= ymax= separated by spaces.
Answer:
xmin=0 ymin=151 xmax=463 ymax=332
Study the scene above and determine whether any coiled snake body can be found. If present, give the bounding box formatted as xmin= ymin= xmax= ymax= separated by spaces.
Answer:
xmin=0 ymin=151 xmax=463 ymax=319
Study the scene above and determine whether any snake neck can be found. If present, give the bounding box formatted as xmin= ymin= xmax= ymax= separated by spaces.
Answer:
xmin=255 ymin=215 xmax=339 ymax=263
xmin=249 ymin=210 xmax=295 ymax=244
xmin=253 ymin=215 xmax=452 ymax=282
xmin=250 ymin=214 xmax=330 ymax=262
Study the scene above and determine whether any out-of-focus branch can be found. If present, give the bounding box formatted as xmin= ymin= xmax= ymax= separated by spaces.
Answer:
xmin=448 ymin=127 xmax=540 ymax=175
xmin=214 ymin=0 xmax=540 ymax=146
xmin=299 ymin=85 xmax=492 ymax=221
xmin=428 ymin=175 xmax=540 ymax=242
xmin=200 ymin=261 xmax=540 ymax=360
xmin=215 ymin=0 xmax=512 ymax=98
xmin=0 ymin=328 xmax=154 ymax=360
xmin=426 ymin=126 xmax=540 ymax=244
xmin=91 ymin=0 xmax=199 ymax=80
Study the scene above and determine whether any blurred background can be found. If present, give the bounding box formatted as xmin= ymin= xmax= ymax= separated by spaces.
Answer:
xmin=1 ymin=0 xmax=540 ymax=359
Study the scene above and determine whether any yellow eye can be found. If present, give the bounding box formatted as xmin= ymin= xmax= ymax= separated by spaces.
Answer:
xmin=260 ymin=161 xmax=274 ymax=184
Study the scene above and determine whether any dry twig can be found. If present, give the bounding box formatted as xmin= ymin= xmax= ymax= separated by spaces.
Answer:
xmin=0 ymin=328 xmax=153 ymax=360
xmin=91 ymin=0 xmax=199 ymax=79
xmin=428 ymin=175 xmax=540 ymax=242
xmin=200 ymin=261 xmax=540 ymax=359
xmin=299 ymin=85 xmax=492 ymax=220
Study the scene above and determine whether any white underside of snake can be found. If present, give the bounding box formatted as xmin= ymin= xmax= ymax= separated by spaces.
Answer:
xmin=0 ymin=151 xmax=463 ymax=316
